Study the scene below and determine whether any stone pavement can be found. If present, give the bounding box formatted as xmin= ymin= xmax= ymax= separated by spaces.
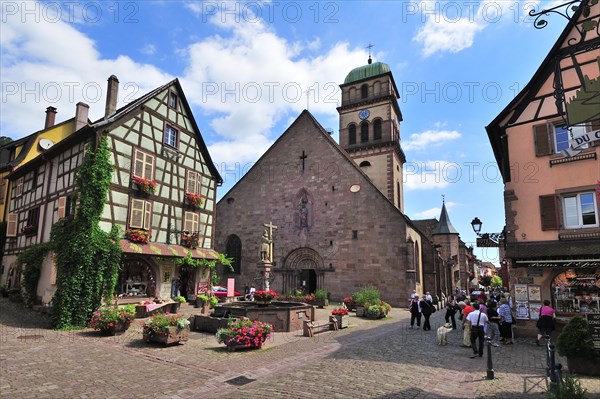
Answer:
xmin=1 ymin=298 xmax=598 ymax=399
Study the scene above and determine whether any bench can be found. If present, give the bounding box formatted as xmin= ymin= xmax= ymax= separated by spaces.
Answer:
xmin=303 ymin=319 xmax=338 ymax=337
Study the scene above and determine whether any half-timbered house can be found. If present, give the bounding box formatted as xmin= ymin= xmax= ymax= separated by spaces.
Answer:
xmin=1 ymin=76 xmax=222 ymax=305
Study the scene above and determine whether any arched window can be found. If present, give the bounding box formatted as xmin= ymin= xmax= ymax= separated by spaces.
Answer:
xmin=361 ymin=84 xmax=368 ymax=99
xmin=348 ymin=124 xmax=356 ymax=145
xmin=225 ymin=234 xmax=242 ymax=274
xmin=359 ymin=161 xmax=371 ymax=168
xmin=374 ymin=119 xmax=382 ymax=140
xmin=360 ymin=121 xmax=369 ymax=143
xmin=414 ymin=242 xmax=420 ymax=283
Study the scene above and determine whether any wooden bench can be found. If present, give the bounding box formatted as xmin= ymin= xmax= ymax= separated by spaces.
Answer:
xmin=303 ymin=319 xmax=338 ymax=337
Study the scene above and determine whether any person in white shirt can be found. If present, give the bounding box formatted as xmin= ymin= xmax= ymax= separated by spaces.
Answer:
xmin=425 ymin=291 xmax=433 ymax=302
xmin=466 ymin=303 xmax=489 ymax=358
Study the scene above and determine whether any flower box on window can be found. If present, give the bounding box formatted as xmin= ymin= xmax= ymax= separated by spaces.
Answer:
xmin=181 ymin=232 xmax=200 ymax=249
xmin=132 ymin=176 xmax=157 ymax=194
xmin=185 ymin=192 xmax=204 ymax=209
xmin=21 ymin=225 xmax=37 ymax=236
xmin=124 ymin=228 xmax=151 ymax=244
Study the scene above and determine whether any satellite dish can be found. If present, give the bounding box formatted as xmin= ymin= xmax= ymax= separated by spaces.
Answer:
xmin=38 ymin=138 xmax=54 ymax=150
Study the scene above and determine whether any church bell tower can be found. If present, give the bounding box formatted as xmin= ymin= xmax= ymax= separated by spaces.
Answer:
xmin=337 ymin=56 xmax=406 ymax=211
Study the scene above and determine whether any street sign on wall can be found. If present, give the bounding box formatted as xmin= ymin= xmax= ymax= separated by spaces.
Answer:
xmin=476 ymin=237 xmax=501 ymax=247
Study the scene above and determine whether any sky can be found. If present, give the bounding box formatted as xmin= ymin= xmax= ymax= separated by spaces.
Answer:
xmin=1 ymin=0 xmax=569 ymax=265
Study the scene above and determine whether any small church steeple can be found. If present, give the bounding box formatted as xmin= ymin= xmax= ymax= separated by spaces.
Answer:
xmin=432 ymin=197 xmax=459 ymax=235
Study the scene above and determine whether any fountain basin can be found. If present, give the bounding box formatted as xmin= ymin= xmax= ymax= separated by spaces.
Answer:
xmin=212 ymin=301 xmax=315 ymax=332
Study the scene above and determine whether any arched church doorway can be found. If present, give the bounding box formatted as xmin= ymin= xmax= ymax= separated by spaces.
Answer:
xmin=118 ymin=258 xmax=156 ymax=297
xmin=280 ymin=248 xmax=325 ymax=295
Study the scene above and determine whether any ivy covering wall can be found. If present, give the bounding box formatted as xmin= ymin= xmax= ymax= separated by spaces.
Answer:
xmin=50 ymin=137 xmax=122 ymax=329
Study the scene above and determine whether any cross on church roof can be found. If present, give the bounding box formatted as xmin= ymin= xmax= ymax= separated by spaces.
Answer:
xmin=366 ymin=42 xmax=374 ymax=64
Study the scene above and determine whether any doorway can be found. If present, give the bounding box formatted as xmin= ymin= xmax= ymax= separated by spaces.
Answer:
xmin=300 ymin=269 xmax=317 ymax=294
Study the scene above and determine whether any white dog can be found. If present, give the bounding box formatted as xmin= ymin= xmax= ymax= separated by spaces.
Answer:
xmin=437 ymin=323 xmax=453 ymax=346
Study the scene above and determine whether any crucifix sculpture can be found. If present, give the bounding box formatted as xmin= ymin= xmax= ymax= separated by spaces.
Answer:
xmin=259 ymin=221 xmax=278 ymax=291
xmin=299 ymin=151 xmax=307 ymax=172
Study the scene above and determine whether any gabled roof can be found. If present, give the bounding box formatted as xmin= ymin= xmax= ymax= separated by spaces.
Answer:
xmin=94 ymin=78 xmax=222 ymax=184
xmin=432 ymin=202 xmax=459 ymax=235
xmin=485 ymin=0 xmax=597 ymax=181
xmin=217 ymin=109 xmax=422 ymax=231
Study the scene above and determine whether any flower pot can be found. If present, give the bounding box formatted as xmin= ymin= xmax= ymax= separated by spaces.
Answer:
xmin=356 ymin=307 xmax=365 ymax=317
xmin=170 ymin=303 xmax=181 ymax=313
xmin=566 ymin=356 xmax=600 ymax=376
xmin=316 ymin=298 xmax=329 ymax=308
xmin=100 ymin=320 xmax=131 ymax=336
xmin=226 ymin=341 xmax=263 ymax=352
xmin=255 ymin=300 xmax=271 ymax=307
xmin=330 ymin=314 xmax=349 ymax=329
xmin=143 ymin=326 xmax=190 ymax=345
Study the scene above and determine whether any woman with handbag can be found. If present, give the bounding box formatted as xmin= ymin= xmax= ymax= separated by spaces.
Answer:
xmin=535 ymin=299 xmax=556 ymax=346
xmin=444 ymin=295 xmax=457 ymax=329
xmin=498 ymin=297 xmax=514 ymax=344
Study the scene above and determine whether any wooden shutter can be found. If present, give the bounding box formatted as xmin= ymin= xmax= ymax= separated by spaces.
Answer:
xmin=540 ymin=195 xmax=560 ymax=231
xmin=186 ymin=170 xmax=197 ymax=195
xmin=143 ymin=201 xmax=152 ymax=230
xmin=15 ymin=177 xmax=23 ymax=197
xmin=144 ymin=153 xmax=154 ymax=180
xmin=184 ymin=211 xmax=199 ymax=232
xmin=134 ymin=149 xmax=144 ymax=177
xmin=129 ymin=199 xmax=145 ymax=228
xmin=6 ymin=213 xmax=17 ymax=237
xmin=0 ymin=178 xmax=5 ymax=205
xmin=57 ymin=196 xmax=66 ymax=218
xmin=533 ymin=124 xmax=552 ymax=156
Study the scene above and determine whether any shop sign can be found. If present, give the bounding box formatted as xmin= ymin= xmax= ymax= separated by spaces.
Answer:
xmin=517 ymin=277 xmax=534 ymax=284
xmin=528 ymin=269 xmax=543 ymax=277
xmin=587 ymin=313 xmax=600 ymax=350
xmin=476 ymin=237 xmax=501 ymax=247
xmin=517 ymin=260 xmax=600 ymax=268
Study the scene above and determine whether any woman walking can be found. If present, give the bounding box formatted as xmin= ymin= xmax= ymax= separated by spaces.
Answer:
xmin=535 ymin=299 xmax=556 ymax=346
xmin=409 ymin=295 xmax=422 ymax=329
xmin=445 ymin=295 xmax=458 ymax=329
xmin=498 ymin=298 xmax=514 ymax=345
xmin=420 ymin=297 xmax=433 ymax=331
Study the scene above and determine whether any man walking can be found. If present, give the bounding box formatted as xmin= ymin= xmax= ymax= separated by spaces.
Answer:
xmin=466 ymin=303 xmax=489 ymax=358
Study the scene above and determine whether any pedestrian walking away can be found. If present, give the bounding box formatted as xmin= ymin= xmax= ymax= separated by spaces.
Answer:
xmin=535 ymin=299 xmax=556 ymax=346
xmin=409 ymin=295 xmax=422 ymax=329
xmin=467 ymin=303 xmax=489 ymax=358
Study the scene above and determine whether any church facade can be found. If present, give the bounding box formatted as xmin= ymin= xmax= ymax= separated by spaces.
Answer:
xmin=215 ymin=61 xmax=427 ymax=306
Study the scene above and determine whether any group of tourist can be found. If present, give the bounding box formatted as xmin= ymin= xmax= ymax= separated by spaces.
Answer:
xmin=408 ymin=288 xmax=557 ymax=358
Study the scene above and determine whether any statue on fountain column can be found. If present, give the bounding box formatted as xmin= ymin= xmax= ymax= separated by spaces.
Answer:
xmin=260 ymin=229 xmax=271 ymax=263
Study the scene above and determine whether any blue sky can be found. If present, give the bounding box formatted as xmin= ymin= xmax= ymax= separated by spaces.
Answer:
xmin=1 ymin=1 xmax=569 ymax=265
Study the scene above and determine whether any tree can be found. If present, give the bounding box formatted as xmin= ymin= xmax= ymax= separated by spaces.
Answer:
xmin=0 ymin=137 xmax=13 ymax=147
xmin=491 ymin=275 xmax=503 ymax=288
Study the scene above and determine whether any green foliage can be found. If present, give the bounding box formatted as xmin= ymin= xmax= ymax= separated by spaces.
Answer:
xmin=546 ymin=375 xmax=588 ymax=399
xmin=143 ymin=313 xmax=190 ymax=338
xmin=18 ymin=242 xmax=53 ymax=305
xmin=491 ymin=275 xmax=503 ymax=288
xmin=314 ymin=289 xmax=327 ymax=299
xmin=173 ymin=295 xmax=187 ymax=303
xmin=354 ymin=287 xmax=381 ymax=307
xmin=176 ymin=252 xmax=234 ymax=286
xmin=50 ymin=137 xmax=122 ymax=329
xmin=556 ymin=316 xmax=595 ymax=359
xmin=0 ymin=136 xmax=13 ymax=147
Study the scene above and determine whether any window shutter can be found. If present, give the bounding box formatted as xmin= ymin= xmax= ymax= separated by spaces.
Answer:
xmin=134 ymin=149 xmax=144 ymax=177
xmin=540 ymin=195 xmax=560 ymax=231
xmin=0 ymin=179 xmax=5 ymax=205
xmin=129 ymin=199 xmax=145 ymax=228
xmin=15 ymin=177 xmax=23 ymax=197
xmin=57 ymin=196 xmax=66 ymax=218
xmin=144 ymin=153 xmax=154 ymax=180
xmin=187 ymin=170 xmax=197 ymax=195
xmin=143 ymin=201 xmax=152 ymax=230
xmin=192 ymin=213 xmax=199 ymax=232
xmin=533 ymin=124 xmax=552 ymax=156
xmin=184 ymin=211 xmax=195 ymax=232
xmin=7 ymin=213 xmax=17 ymax=237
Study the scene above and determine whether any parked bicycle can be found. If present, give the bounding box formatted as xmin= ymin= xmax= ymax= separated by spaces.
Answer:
xmin=544 ymin=334 xmax=563 ymax=392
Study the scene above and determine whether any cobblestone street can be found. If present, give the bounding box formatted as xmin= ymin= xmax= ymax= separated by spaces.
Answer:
xmin=1 ymin=299 xmax=598 ymax=399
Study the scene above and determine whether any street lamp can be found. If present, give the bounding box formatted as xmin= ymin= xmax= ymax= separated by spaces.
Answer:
xmin=471 ymin=217 xmax=482 ymax=235
xmin=471 ymin=217 xmax=504 ymax=247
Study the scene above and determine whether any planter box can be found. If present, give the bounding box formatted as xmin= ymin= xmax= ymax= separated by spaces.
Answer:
xmin=330 ymin=314 xmax=349 ymax=329
xmin=143 ymin=326 xmax=189 ymax=345
xmin=100 ymin=321 xmax=131 ymax=336
xmin=567 ymin=356 xmax=600 ymax=376
xmin=356 ymin=307 xmax=365 ymax=317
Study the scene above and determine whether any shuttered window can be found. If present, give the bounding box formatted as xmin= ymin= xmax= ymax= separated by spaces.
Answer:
xmin=533 ymin=124 xmax=552 ymax=156
xmin=57 ymin=197 xmax=66 ymax=218
xmin=133 ymin=149 xmax=155 ymax=180
xmin=6 ymin=213 xmax=17 ymax=237
xmin=540 ymin=195 xmax=560 ymax=231
xmin=186 ymin=170 xmax=201 ymax=195
xmin=129 ymin=198 xmax=152 ymax=229
xmin=15 ymin=177 xmax=23 ymax=197
xmin=183 ymin=211 xmax=199 ymax=233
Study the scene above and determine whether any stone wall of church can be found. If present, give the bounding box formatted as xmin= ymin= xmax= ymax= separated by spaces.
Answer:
xmin=216 ymin=113 xmax=418 ymax=306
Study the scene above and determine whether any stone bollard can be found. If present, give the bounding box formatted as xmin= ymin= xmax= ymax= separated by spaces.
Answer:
xmin=486 ymin=335 xmax=494 ymax=380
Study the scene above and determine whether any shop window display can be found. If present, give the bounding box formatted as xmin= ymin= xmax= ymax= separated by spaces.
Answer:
xmin=552 ymin=268 xmax=600 ymax=315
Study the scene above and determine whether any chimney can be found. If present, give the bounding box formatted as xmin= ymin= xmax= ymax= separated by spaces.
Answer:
xmin=105 ymin=75 xmax=119 ymax=117
xmin=45 ymin=106 xmax=57 ymax=129
xmin=75 ymin=102 xmax=89 ymax=131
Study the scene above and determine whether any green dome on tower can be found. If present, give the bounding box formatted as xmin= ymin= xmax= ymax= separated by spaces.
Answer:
xmin=344 ymin=60 xmax=391 ymax=84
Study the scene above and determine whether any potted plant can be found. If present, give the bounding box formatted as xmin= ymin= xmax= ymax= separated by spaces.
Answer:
xmin=171 ymin=295 xmax=186 ymax=313
xmin=556 ymin=316 xmax=600 ymax=376
xmin=185 ymin=192 xmax=204 ymax=209
xmin=88 ymin=304 xmax=136 ymax=335
xmin=330 ymin=307 xmax=349 ymax=329
xmin=343 ymin=295 xmax=356 ymax=311
xmin=124 ymin=228 xmax=151 ymax=244
xmin=254 ymin=290 xmax=277 ymax=306
xmin=209 ymin=296 xmax=219 ymax=308
xmin=195 ymin=294 xmax=211 ymax=314
xmin=180 ymin=232 xmax=200 ymax=249
xmin=353 ymin=287 xmax=381 ymax=317
xmin=314 ymin=289 xmax=329 ymax=308
xmin=142 ymin=313 xmax=191 ymax=345
xmin=216 ymin=318 xmax=273 ymax=352
xmin=132 ymin=176 xmax=157 ymax=194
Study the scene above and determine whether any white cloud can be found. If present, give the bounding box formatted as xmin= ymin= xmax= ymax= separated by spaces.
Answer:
xmin=403 ymin=160 xmax=461 ymax=190
xmin=140 ymin=44 xmax=156 ymax=56
xmin=413 ymin=201 xmax=459 ymax=219
xmin=403 ymin=129 xmax=461 ymax=151
xmin=1 ymin=4 xmax=172 ymax=137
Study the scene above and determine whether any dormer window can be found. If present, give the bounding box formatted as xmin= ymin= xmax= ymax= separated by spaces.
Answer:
xmin=168 ymin=92 xmax=178 ymax=109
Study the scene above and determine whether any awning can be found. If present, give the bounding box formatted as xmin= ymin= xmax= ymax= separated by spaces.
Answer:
xmin=514 ymin=259 xmax=600 ymax=268
xmin=119 ymin=240 xmax=218 ymax=259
